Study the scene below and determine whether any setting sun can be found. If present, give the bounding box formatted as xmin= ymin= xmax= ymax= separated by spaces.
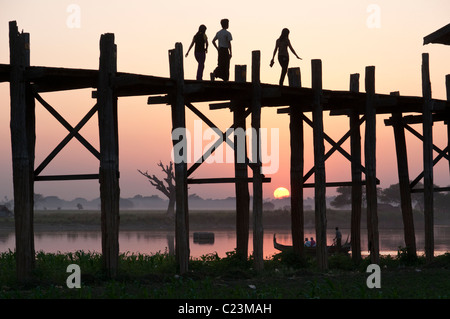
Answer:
xmin=273 ymin=187 xmax=290 ymax=199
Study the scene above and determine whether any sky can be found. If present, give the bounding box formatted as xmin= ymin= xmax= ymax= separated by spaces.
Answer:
xmin=0 ymin=0 xmax=449 ymax=201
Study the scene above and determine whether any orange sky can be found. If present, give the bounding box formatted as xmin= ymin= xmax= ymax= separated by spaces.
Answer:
xmin=0 ymin=0 xmax=449 ymax=201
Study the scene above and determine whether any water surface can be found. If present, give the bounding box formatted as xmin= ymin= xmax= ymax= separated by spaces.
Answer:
xmin=1 ymin=226 xmax=449 ymax=258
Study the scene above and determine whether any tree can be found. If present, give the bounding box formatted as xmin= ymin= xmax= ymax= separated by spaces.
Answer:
xmin=330 ymin=186 xmax=351 ymax=208
xmin=379 ymin=183 xmax=401 ymax=206
xmin=76 ymin=203 xmax=84 ymax=210
xmin=263 ymin=201 xmax=275 ymax=211
xmin=34 ymin=193 xmax=45 ymax=209
xmin=411 ymin=182 xmax=424 ymax=211
xmin=380 ymin=182 xmax=424 ymax=209
xmin=434 ymin=189 xmax=450 ymax=214
xmin=1 ymin=196 xmax=12 ymax=210
xmin=138 ymin=161 xmax=176 ymax=217
xmin=331 ymin=185 xmax=383 ymax=209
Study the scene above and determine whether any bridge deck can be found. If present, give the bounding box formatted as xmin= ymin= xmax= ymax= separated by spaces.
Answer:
xmin=1 ymin=63 xmax=448 ymax=115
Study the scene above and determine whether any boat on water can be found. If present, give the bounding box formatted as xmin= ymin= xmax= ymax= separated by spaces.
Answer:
xmin=193 ymin=232 xmax=215 ymax=244
xmin=273 ymin=234 xmax=351 ymax=255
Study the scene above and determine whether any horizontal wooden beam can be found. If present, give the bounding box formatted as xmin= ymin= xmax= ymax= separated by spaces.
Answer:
xmin=209 ymin=102 xmax=232 ymax=110
xmin=1 ymin=62 xmax=449 ymax=113
xmin=329 ymin=109 xmax=357 ymax=116
xmin=26 ymin=66 xmax=98 ymax=92
xmin=34 ymin=174 xmax=100 ymax=181
xmin=187 ymin=177 xmax=271 ymax=184
xmin=303 ymin=180 xmax=380 ymax=188
xmin=114 ymin=73 xmax=174 ymax=97
xmin=384 ymin=113 xmax=449 ymax=126
xmin=147 ymin=95 xmax=170 ymax=105
xmin=277 ymin=107 xmax=290 ymax=114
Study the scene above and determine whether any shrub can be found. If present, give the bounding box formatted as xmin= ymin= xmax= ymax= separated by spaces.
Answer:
xmin=397 ymin=246 xmax=420 ymax=266
xmin=425 ymin=252 xmax=450 ymax=269
xmin=328 ymin=253 xmax=354 ymax=271
xmin=271 ymin=250 xmax=308 ymax=268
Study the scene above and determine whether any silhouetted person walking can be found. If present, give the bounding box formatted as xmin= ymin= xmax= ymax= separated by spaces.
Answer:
xmin=186 ymin=24 xmax=208 ymax=80
xmin=270 ymin=28 xmax=301 ymax=86
xmin=211 ymin=19 xmax=232 ymax=82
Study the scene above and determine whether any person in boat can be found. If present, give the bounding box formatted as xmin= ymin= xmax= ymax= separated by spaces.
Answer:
xmin=310 ymin=237 xmax=316 ymax=247
xmin=304 ymin=237 xmax=311 ymax=247
xmin=334 ymin=227 xmax=342 ymax=249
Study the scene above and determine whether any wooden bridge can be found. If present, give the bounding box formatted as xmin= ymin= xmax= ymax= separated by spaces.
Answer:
xmin=2 ymin=21 xmax=449 ymax=281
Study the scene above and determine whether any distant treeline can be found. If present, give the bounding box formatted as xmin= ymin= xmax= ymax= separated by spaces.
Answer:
xmin=1 ymin=182 xmax=449 ymax=212
xmin=1 ymin=193 xmax=312 ymax=211
xmin=330 ymin=183 xmax=450 ymax=214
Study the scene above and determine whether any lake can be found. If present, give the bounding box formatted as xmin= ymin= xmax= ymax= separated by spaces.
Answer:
xmin=1 ymin=226 xmax=449 ymax=258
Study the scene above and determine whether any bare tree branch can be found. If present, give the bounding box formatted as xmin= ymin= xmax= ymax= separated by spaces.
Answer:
xmin=138 ymin=161 xmax=175 ymax=200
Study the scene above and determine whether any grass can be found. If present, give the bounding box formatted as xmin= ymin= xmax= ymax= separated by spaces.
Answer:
xmin=1 ymin=210 xmax=248 ymax=230
xmin=1 ymin=249 xmax=449 ymax=299
xmin=1 ymin=210 xmax=449 ymax=299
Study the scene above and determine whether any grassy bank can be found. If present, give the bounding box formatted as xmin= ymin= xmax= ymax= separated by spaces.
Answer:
xmin=1 ymin=249 xmax=450 ymax=299
xmin=0 ymin=209 xmax=296 ymax=231
xmin=1 ymin=209 xmax=449 ymax=299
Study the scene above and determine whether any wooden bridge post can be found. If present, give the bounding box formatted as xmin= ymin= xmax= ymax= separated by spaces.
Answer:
xmin=446 ymin=74 xmax=450 ymax=179
xmin=9 ymin=21 xmax=36 ymax=281
xmin=251 ymin=51 xmax=264 ymax=271
xmin=422 ymin=53 xmax=434 ymax=262
xmin=364 ymin=66 xmax=380 ymax=264
xmin=169 ymin=43 xmax=190 ymax=273
xmin=311 ymin=59 xmax=327 ymax=270
xmin=349 ymin=73 xmax=362 ymax=263
xmin=288 ymin=67 xmax=304 ymax=257
xmin=98 ymin=33 xmax=120 ymax=278
xmin=234 ymin=65 xmax=250 ymax=258
xmin=390 ymin=92 xmax=416 ymax=258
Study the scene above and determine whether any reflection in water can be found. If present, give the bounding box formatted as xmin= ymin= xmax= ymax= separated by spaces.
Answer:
xmin=0 ymin=227 xmax=449 ymax=258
